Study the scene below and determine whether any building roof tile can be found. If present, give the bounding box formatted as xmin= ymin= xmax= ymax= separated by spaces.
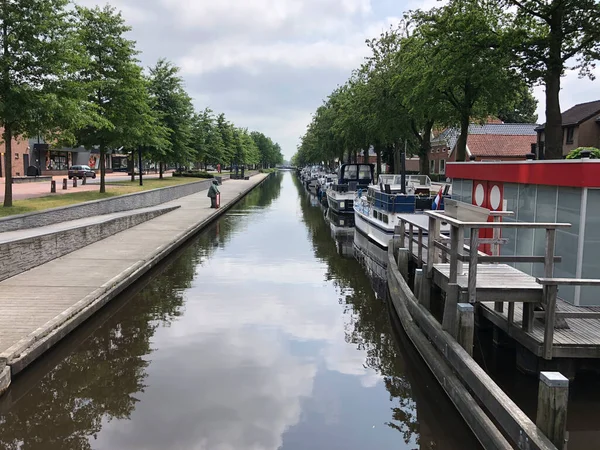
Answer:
xmin=468 ymin=134 xmax=535 ymax=157
xmin=537 ymin=100 xmax=600 ymax=130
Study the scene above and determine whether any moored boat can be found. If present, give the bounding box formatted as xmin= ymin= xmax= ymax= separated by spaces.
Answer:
xmin=353 ymin=174 xmax=449 ymax=248
xmin=326 ymin=163 xmax=374 ymax=214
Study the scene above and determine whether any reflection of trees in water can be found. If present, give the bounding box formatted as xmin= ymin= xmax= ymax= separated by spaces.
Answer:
xmin=196 ymin=172 xmax=285 ymax=256
xmin=293 ymin=176 xmax=420 ymax=445
xmin=0 ymin=174 xmax=285 ymax=450
xmin=0 ymin=247 xmax=196 ymax=450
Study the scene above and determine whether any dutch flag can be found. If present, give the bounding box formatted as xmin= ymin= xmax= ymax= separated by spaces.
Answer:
xmin=432 ymin=186 xmax=443 ymax=210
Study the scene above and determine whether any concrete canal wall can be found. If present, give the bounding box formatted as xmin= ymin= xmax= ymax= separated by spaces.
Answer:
xmin=0 ymin=206 xmax=180 ymax=282
xmin=0 ymin=174 xmax=269 ymax=397
xmin=0 ymin=177 xmax=221 ymax=233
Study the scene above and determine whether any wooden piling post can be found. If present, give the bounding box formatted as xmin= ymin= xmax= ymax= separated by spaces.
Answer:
xmin=426 ymin=215 xmax=438 ymax=278
xmin=397 ymin=248 xmax=409 ymax=281
xmin=443 ymin=283 xmax=459 ymax=338
xmin=398 ymin=219 xmax=406 ymax=248
xmin=62 ymin=178 xmax=67 ymax=190
xmin=417 ymin=228 xmax=423 ymax=267
xmin=468 ymin=228 xmax=479 ymax=304
xmin=73 ymin=177 xmax=77 ymax=188
xmin=50 ymin=180 xmax=56 ymax=193
xmin=82 ymin=176 xmax=87 ymax=185
xmin=457 ymin=303 xmax=474 ymax=356
xmin=414 ymin=268 xmax=423 ymax=302
xmin=420 ymin=274 xmax=432 ymax=310
xmin=536 ymin=372 xmax=569 ymax=450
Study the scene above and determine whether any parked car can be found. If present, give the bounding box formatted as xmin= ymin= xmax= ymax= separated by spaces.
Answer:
xmin=68 ymin=165 xmax=96 ymax=179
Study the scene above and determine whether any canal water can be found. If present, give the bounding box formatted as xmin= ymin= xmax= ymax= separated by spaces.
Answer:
xmin=0 ymin=172 xmax=480 ymax=449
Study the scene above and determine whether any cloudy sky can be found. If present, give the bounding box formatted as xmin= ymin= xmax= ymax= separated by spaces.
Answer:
xmin=77 ymin=0 xmax=598 ymax=160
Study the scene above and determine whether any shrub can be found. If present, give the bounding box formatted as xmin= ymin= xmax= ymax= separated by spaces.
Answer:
xmin=172 ymin=171 xmax=214 ymax=178
xmin=566 ymin=147 xmax=600 ymax=159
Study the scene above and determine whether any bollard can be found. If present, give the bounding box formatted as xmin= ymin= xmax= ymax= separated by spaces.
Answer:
xmin=457 ymin=303 xmax=475 ymax=356
xmin=50 ymin=180 xmax=56 ymax=193
xmin=73 ymin=177 xmax=77 ymax=188
xmin=414 ymin=268 xmax=423 ymax=302
xmin=82 ymin=176 xmax=86 ymax=185
xmin=397 ymin=248 xmax=410 ymax=281
xmin=62 ymin=178 xmax=67 ymax=190
xmin=536 ymin=372 xmax=569 ymax=449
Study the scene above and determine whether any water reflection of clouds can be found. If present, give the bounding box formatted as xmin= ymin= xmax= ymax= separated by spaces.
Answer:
xmin=93 ymin=174 xmax=382 ymax=449
xmin=93 ymin=330 xmax=316 ymax=450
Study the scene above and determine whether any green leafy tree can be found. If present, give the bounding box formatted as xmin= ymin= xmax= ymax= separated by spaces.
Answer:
xmin=0 ymin=0 xmax=94 ymax=207
xmin=505 ymin=0 xmax=600 ymax=159
xmin=74 ymin=5 xmax=158 ymax=193
xmin=411 ymin=0 xmax=520 ymax=161
xmin=192 ymin=108 xmax=224 ymax=168
xmin=496 ymin=84 xmax=538 ymax=123
xmin=216 ymin=113 xmax=235 ymax=165
xmin=147 ymin=58 xmax=195 ymax=177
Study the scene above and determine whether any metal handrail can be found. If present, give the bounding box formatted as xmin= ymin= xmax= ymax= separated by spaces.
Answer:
xmin=425 ymin=210 xmax=571 ymax=229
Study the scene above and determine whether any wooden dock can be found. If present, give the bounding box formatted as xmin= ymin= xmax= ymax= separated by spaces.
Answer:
xmin=397 ymin=205 xmax=600 ymax=364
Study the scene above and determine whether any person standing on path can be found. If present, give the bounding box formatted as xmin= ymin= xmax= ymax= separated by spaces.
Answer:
xmin=207 ymin=179 xmax=220 ymax=208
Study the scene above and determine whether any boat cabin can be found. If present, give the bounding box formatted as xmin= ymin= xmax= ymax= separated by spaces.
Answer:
xmin=335 ymin=163 xmax=374 ymax=190
xmin=364 ymin=184 xmax=443 ymax=214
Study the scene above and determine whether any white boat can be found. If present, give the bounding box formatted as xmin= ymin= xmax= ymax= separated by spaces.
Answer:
xmin=326 ymin=163 xmax=374 ymax=214
xmin=353 ymin=174 xmax=449 ymax=249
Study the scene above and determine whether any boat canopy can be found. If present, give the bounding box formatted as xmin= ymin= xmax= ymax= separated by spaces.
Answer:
xmin=338 ymin=163 xmax=374 ymax=185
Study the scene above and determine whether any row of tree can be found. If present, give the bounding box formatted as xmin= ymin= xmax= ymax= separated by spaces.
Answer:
xmin=1 ymin=1 xmax=283 ymax=207
xmin=292 ymin=0 xmax=600 ymax=174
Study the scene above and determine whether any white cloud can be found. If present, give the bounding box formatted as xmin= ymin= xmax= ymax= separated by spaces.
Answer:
xmin=74 ymin=0 xmax=599 ymax=159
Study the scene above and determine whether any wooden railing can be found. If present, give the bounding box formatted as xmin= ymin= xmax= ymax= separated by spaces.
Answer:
xmin=393 ymin=211 xmax=600 ymax=360
xmin=536 ymin=278 xmax=600 ymax=359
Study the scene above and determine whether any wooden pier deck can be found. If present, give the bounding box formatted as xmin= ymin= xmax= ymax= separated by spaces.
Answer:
xmin=480 ymin=301 xmax=600 ymax=359
xmin=397 ymin=205 xmax=600 ymax=363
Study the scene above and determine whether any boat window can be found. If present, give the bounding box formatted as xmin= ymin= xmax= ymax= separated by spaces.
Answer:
xmin=358 ymin=165 xmax=371 ymax=180
xmin=373 ymin=210 xmax=377 ymax=218
xmin=345 ymin=165 xmax=357 ymax=180
xmin=383 ymin=214 xmax=389 ymax=224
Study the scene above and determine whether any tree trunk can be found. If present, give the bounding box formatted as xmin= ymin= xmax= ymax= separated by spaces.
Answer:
xmin=375 ymin=144 xmax=382 ymax=180
xmin=159 ymin=161 xmax=164 ymax=179
xmin=130 ymin=150 xmax=135 ymax=182
xmin=3 ymin=124 xmax=13 ymax=207
xmin=420 ymin=120 xmax=434 ymax=175
xmin=544 ymin=7 xmax=565 ymax=160
xmin=100 ymin=144 xmax=106 ymax=193
xmin=456 ymin=113 xmax=470 ymax=162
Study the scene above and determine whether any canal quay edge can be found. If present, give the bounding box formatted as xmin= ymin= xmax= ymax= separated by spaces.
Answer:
xmin=387 ymin=239 xmax=562 ymax=450
xmin=0 ymin=173 xmax=271 ymax=398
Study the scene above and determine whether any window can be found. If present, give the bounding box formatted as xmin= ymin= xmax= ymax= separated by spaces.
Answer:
xmin=566 ymin=127 xmax=575 ymax=145
xmin=440 ymin=159 xmax=445 ymax=174
xmin=383 ymin=214 xmax=389 ymax=224
xmin=430 ymin=159 xmax=435 ymax=173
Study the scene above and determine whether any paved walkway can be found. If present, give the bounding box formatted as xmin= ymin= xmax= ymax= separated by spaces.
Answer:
xmin=0 ymin=175 xmax=267 ymax=382
xmin=0 ymin=172 xmax=173 ymax=201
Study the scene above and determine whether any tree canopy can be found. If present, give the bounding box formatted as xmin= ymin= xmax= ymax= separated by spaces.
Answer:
xmin=0 ymin=2 xmax=281 ymax=208
xmin=293 ymin=0 xmax=598 ymax=169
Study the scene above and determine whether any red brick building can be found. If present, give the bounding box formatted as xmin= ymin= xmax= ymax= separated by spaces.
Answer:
xmin=0 ymin=129 xmax=30 ymax=178
xmin=429 ymin=123 xmax=537 ymax=175
xmin=536 ymin=100 xmax=600 ymax=158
